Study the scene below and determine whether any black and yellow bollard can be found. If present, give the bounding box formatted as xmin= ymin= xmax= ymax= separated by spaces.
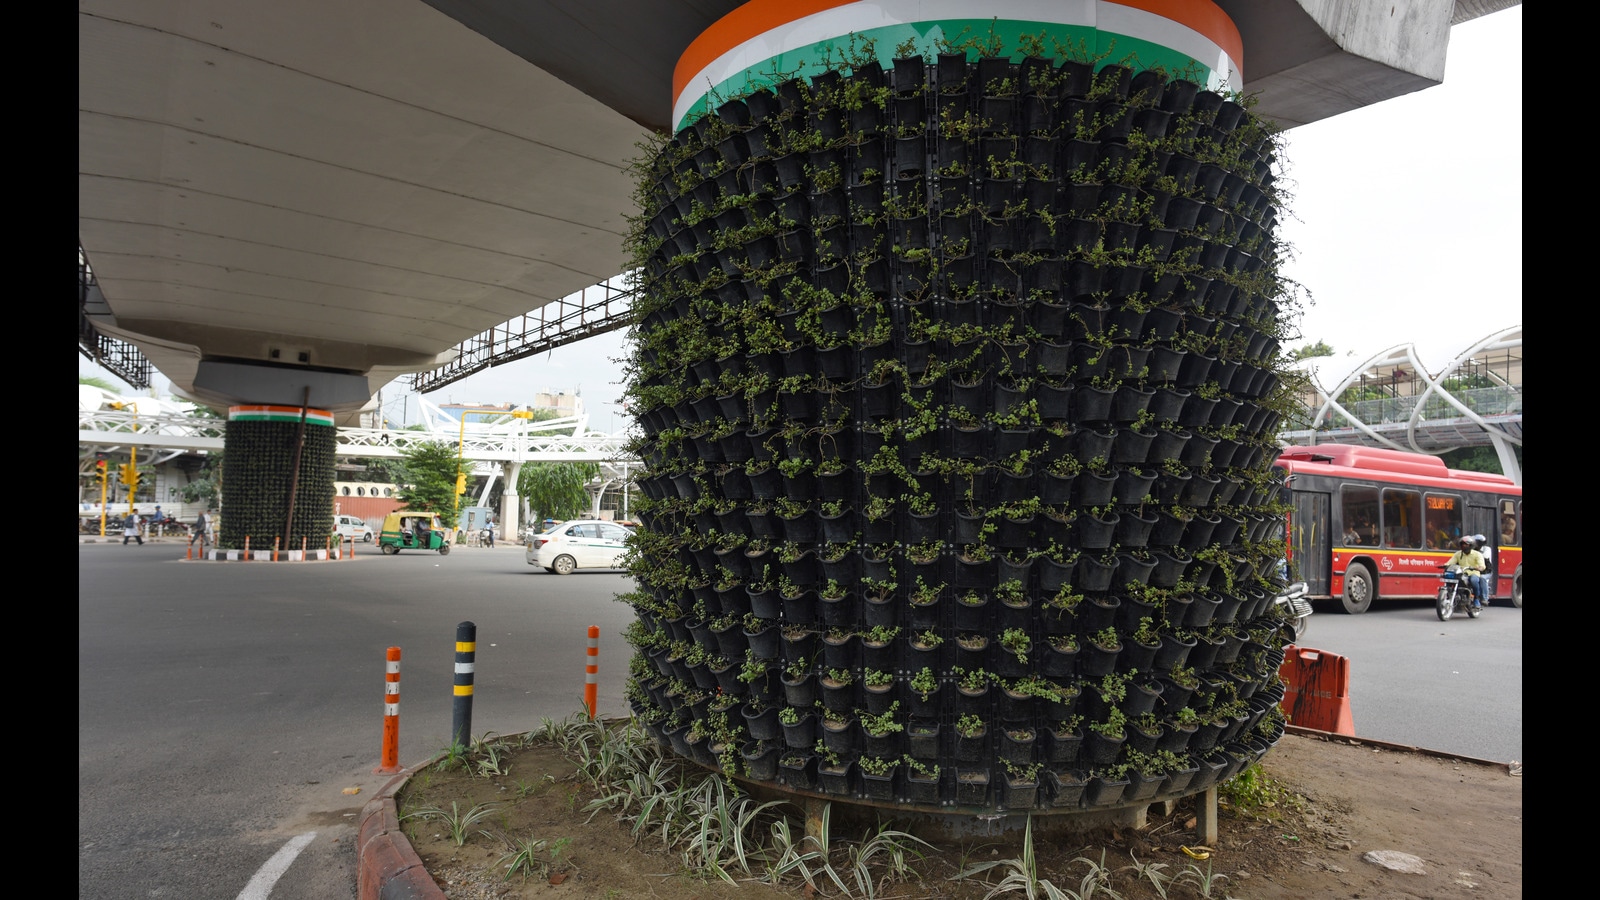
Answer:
xmin=452 ymin=622 xmax=475 ymax=748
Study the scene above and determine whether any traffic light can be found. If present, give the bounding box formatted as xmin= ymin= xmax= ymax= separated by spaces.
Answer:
xmin=95 ymin=457 xmax=108 ymax=485
xmin=119 ymin=463 xmax=140 ymax=488
xmin=510 ymin=408 xmax=534 ymax=420
xmin=455 ymin=472 xmax=468 ymax=495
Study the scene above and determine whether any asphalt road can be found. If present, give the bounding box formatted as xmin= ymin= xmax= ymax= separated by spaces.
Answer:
xmin=79 ymin=541 xmax=1523 ymax=898
xmin=1297 ymin=596 xmax=1523 ymax=763
xmin=78 ymin=540 xmax=637 ymax=900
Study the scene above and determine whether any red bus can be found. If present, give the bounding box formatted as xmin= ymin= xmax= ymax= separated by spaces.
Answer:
xmin=1274 ymin=445 xmax=1522 ymax=613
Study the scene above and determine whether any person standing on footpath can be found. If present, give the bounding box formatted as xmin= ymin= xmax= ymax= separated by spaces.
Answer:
xmin=123 ymin=508 xmax=144 ymax=545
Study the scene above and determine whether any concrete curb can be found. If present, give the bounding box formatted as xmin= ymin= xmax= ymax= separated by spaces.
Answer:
xmin=356 ymin=768 xmax=446 ymax=900
xmin=1284 ymin=724 xmax=1518 ymax=771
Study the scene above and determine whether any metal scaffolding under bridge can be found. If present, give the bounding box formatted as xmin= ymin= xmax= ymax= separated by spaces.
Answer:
xmin=410 ymin=276 xmax=635 ymax=394
xmin=78 ymin=248 xmax=152 ymax=391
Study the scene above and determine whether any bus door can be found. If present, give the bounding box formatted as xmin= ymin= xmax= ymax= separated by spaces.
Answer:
xmin=1290 ymin=489 xmax=1331 ymax=597
xmin=1466 ymin=502 xmax=1500 ymax=594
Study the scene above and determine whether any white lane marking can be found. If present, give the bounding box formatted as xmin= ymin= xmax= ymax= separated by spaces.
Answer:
xmin=236 ymin=831 xmax=317 ymax=900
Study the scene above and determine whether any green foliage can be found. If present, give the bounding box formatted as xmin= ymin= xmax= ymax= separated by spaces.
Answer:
xmin=397 ymin=440 xmax=464 ymax=527
xmin=518 ymin=462 xmax=601 ymax=523
xmin=219 ymin=419 xmax=335 ymax=546
xmin=1288 ymin=339 xmax=1334 ymax=362
xmin=1220 ymin=763 xmax=1303 ymax=816
xmin=174 ymin=449 xmax=223 ymax=507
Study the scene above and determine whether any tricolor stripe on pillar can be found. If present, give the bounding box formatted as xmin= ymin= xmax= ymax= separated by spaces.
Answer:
xmin=673 ymin=0 xmax=1243 ymax=131
xmin=227 ymin=405 xmax=336 ymax=427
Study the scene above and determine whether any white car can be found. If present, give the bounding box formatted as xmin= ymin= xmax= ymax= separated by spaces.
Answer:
xmin=526 ymin=519 xmax=632 ymax=574
xmin=333 ymin=514 xmax=374 ymax=542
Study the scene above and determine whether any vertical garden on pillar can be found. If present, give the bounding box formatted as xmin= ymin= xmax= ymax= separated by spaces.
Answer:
xmin=618 ymin=34 xmax=1304 ymax=811
xmin=219 ymin=408 xmax=337 ymax=550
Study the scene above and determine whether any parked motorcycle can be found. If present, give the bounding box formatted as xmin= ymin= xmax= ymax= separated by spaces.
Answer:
xmin=1435 ymin=564 xmax=1482 ymax=621
xmin=1275 ymin=580 xmax=1313 ymax=643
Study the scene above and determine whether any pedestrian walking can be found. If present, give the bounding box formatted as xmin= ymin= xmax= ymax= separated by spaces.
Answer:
xmin=123 ymin=509 xmax=144 ymax=546
xmin=190 ymin=509 xmax=211 ymax=550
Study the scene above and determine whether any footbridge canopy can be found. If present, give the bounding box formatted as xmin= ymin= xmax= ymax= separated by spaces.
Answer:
xmin=1279 ymin=325 xmax=1522 ymax=482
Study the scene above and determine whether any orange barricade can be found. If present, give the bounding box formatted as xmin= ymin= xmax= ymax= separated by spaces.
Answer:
xmin=1278 ymin=645 xmax=1355 ymax=735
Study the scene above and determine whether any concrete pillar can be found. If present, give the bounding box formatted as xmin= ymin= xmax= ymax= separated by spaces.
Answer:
xmin=219 ymin=405 xmax=337 ymax=550
xmin=501 ymin=460 xmax=523 ymax=539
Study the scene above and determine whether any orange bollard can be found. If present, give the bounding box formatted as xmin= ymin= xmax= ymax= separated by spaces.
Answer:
xmin=375 ymin=647 xmax=402 ymax=774
xmin=244 ymin=535 xmax=251 ymax=560
xmin=273 ymin=536 xmax=280 ymax=562
xmin=1278 ymin=645 xmax=1356 ymax=735
xmin=584 ymin=626 xmax=599 ymax=719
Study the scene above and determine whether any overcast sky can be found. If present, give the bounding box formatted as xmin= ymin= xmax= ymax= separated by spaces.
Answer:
xmin=83 ymin=6 xmax=1521 ymax=434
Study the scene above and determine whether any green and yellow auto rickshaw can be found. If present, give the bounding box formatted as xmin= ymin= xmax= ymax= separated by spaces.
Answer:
xmin=378 ymin=511 xmax=450 ymax=555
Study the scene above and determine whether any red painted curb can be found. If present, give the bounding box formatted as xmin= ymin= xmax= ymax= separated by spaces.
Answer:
xmin=356 ymin=768 xmax=445 ymax=900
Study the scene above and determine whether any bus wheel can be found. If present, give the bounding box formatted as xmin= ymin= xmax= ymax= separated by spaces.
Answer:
xmin=1511 ymin=569 xmax=1522 ymax=608
xmin=1341 ymin=563 xmax=1374 ymax=614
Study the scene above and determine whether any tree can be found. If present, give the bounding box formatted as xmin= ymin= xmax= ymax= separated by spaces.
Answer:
xmin=1439 ymin=445 xmax=1521 ymax=476
xmin=175 ymin=451 xmax=223 ymax=508
xmin=1289 ymin=340 xmax=1334 ymax=362
xmin=397 ymin=441 xmax=463 ymax=527
xmin=347 ymin=456 xmax=407 ymax=484
xmin=518 ymin=462 xmax=598 ymax=523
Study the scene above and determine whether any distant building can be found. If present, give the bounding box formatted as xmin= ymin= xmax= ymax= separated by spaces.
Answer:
xmin=440 ymin=391 xmax=582 ymax=423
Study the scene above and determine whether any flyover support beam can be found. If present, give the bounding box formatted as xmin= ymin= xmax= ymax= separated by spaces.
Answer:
xmin=501 ymin=461 xmax=523 ymax=542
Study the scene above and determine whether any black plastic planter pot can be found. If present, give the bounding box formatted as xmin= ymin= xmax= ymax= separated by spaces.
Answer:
xmin=817 ymin=761 xmax=854 ymax=796
xmin=782 ymin=673 xmax=819 ymax=712
xmin=825 ymin=714 xmax=864 ymax=749
xmin=1076 ymin=513 xmax=1120 ymax=551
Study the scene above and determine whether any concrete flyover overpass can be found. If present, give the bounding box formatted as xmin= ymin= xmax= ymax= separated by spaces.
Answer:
xmin=79 ymin=0 xmax=1521 ymax=537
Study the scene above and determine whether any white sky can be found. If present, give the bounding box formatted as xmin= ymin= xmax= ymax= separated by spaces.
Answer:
xmin=82 ymin=7 xmax=1521 ymax=433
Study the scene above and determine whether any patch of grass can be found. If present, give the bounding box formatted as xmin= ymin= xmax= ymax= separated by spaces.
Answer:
xmin=1219 ymin=763 xmax=1302 ymax=818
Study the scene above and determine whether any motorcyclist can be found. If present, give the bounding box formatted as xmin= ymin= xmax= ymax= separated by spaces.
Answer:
xmin=1443 ymin=537 xmax=1487 ymax=609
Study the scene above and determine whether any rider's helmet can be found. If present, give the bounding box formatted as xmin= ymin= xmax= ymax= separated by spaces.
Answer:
xmin=1458 ymin=537 xmax=1473 ymax=550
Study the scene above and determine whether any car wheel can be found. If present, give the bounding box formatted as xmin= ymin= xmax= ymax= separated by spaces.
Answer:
xmin=1341 ymin=562 xmax=1374 ymax=614
xmin=363 ymin=532 xmax=372 ymax=543
xmin=552 ymin=554 xmax=577 ymax=575
xmin=1511 ymin=568 xmax=1523 ymax=608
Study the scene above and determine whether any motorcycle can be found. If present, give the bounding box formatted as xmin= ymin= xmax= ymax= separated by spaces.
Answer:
xmin=1274 ymin=580 xmax=1313 ymax=643
xmin=1435 ymin=564 xmax=1482 ymax=621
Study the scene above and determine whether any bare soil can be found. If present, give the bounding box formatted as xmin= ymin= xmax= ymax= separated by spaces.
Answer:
xmin=395 ymin=730 xmax=1521 ymax=899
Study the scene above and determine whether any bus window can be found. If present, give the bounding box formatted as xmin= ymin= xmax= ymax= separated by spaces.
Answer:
xmin=1381 ymin=488 xmax=1422 ymax=548
xmin=1423 ymin=493 xmax=1463 ymax=549
xmin=1340 ymin=485 xmax=1379 ymax=546
xmin=1499 ymin=500 xmax=1518 ymax=545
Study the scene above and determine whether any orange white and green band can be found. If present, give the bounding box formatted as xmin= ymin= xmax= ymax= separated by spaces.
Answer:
xmin=228 ymin=405 xmax=335 ymax=427
xmin=673 ymin=0 xmax=1244 ymax=131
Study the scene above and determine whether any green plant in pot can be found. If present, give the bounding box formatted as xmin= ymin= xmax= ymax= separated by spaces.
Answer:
xmin=999 ymin=627 xmax=1031 ymax=665
xmin=860 ymin=702 xmax=904 ymax=737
